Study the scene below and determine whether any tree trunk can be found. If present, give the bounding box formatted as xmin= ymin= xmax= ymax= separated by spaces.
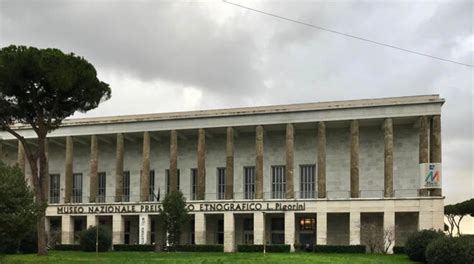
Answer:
xmin=36 ymin=136 xmax=49 ymax=256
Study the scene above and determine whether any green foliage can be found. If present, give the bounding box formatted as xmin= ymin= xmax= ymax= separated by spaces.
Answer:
xmin=236 ymin=244 xmax=289 ymax=253
xmin=174 ymin=245 xmax=224 ymax=252
xmin=113 ymin=244 xmax=155 ymax=251
xmin=159 ymin=191 xmax=189 ymax=249
xmin=425 ymin=236 xmax=473 ymax=264
xmin=444 ymin=199 xmax=474 ymax=236
xmin=237 ymin=244 xmax=264 ymax=252
xmin=19 ymin=232 xmax=38 ymax=254
xmin=0 ymin=45 xmax=111 ymax=130
xmin=266 ymin=244 xmax=291 ymax=253
xmin=313 ymin=245 xmax=366 ymax=253
xmin=392 ymin=246 xmax=405 ymax=254
xmin=78 ymin=226 xmax=112 ymax=252
xmin=0 ymin=162 xmax=43 ymax=254
xmin=404 ymin=229 xmax=444 ymax=262
xmin=53 ymin=244 xmax=81 ymax=251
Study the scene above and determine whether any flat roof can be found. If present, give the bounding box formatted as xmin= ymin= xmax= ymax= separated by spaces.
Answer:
xmin=49 ymin=94 xmax=444 ymax=127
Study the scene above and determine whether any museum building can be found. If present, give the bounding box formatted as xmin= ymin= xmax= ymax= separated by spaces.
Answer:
xmin=0 ymin=95 xmax=445 ymax=253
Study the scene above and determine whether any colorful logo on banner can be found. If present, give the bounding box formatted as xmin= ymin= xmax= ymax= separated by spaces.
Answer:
xmin=420 ymin=163 xmax=441 ymax=189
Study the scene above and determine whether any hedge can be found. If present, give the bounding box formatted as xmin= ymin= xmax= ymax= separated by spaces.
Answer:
xmin=113 ymin=244 xmax=155 ymax=251
xmin=313 ymin=245 xmax=366 ymax=254
xmin=237 ymin=244 xmax=290 ymax=252
xmin=404 ymin=229 xmax=444 ymax=262
xmin=79 ymin=226 xmax=112 ymax=252
xmin=392 ymin=246 xmax=405 ymax=254
xmin=53 ymin=244 xmax=81 ymax=251
xmin=425 ymin=236 xmax=474 ymax=264
xmin=173 ymin=244 xmax=223 ymax=252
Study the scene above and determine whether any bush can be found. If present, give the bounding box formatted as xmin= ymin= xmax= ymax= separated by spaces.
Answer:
xmin=54 ymin=244 xmax=81 ymax=251
xmin=173 ymin=244 xmax=223 ymax=252
xmin=266 ymin=244 xmax=290 ymax=253
xmin=425 ymin=236 xmax=473 ymax=264
xmin=404 ymin=229 xmax=444 ymax=262
xmin=113 ymin=244 xmax=155 ymax=251
xmin=392 ymin=246 xmax=405 ymax=254
xmin=237 ymin=244 xmax=264 ymax=252
xmin=79 ymin=226 xmax=112 ymax=252
xmin=19 ymin=232 xmax=37 ymax=254
xmin=313 ymin=245 xmax=366 ymax=253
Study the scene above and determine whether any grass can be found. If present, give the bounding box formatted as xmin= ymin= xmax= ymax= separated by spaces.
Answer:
xmin=0 ymin=251 xmax=417 ymax=264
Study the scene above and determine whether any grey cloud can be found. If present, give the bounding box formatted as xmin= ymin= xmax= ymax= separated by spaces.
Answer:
xmin=0 ymin=0 xmax=472 ymax=204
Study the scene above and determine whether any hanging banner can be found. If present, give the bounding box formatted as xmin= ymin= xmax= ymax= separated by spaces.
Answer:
xmin=420 ymin=163 xmax=442 ymax=189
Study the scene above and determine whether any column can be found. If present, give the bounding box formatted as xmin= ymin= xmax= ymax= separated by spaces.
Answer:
xmin=384 ymin=118 xmax=394 ymax=197
xmin=141 ymin=131 xmax=150 ymax=201
xmin=430 ymin=115 xmax=442 ymax=196
xmin=112 ymin=214 xmax=124 ymax=244
xmin=194 ymin=213 xmax=206 ymax=245
xmin=64 ymin=136 xmax=73 ymax=203
xmin=197 ymin=129 xmax=205 ymax=199
xmin=384 ymin=211 xmax=395 ymax=254
xmin=419 ymin=116 xmax=429 ymax=196
xmin=316 ymin=212 xmax=327 ymax=245
xmin=89 ymin=135 xmax=99 ymax=203
xmin=224 ymin=212 xmax=235 ymax=252
xmin=286 ymin=124 xmax=295 ymax=199
xmin=139 ymin=214 xmax=150 ymax=244
xmin=349 ymin=212 xmax=360 ymax=245
xmin=253 ymin=212 xmax=265 ymax=245
xmin=255 ymin=126 xmax=264 ymax=199
xmin=61 ymin=215 xmax=73 ymax=244
xmin=169 ymin=130 xmax=178 ymax=192
xmin=115 ymin=133 xmax=124 ymax=202
xmin=17 ymin=140 xmax=25 ymax=174
xmin=285 ymin=212 xmax=296 ymax=252
xmin=350 ymin=120 xmax=359 ymax=198
xmin=317 ymin=122 xmax=327 ymax=198
xmin=225 ymin=127 xmax=234 ymax=199
xmin=86 ymin=215 xmax=97 ymax=228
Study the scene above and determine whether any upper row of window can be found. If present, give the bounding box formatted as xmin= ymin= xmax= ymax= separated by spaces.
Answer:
xmin=49 ymin=165 xmax=316 ymax=203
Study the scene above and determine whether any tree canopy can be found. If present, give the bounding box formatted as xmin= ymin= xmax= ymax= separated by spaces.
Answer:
xmin=0 ymin=45 xmax=111 ymax=255
xmin=444 ymin=199 xmax=474 ymax=236
xmin=0 ymin=45 xmax=111 ymax=133
xmin=160 ymin=191 xmax=189 ymax=250
xmin=0 ymin=162 xmax=43 ymax=253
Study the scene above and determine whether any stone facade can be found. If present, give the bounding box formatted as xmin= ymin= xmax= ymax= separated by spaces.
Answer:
xmin=0 ymin=95 xmax=445 ymax=253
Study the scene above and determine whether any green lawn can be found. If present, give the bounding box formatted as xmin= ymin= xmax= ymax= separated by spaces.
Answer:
xmin=0 ymin=251 xmax=417 ymax=264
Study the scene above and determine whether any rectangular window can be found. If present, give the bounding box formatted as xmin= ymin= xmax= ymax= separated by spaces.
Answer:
xmin=191 ymin=168 xmax=197 ymax=200
xmin=300 ymin=165 xmax=315 ymax=198
xmin=166 ymin=169 xmax=180 ymax=194
xmin=299 ymin=217 xmax=316 ymax=230
xmin=271 ymin=166 xmax=286 ymax=199
xmin=123 ymin=171 xmax=130 ymax=202
xmin=98 ymin=172 xmax=106 ymax=203
xmin=72 ymin=173 xmax=83 ymax=203
xmin=49 ymin=174 xmax=60 ymax=204
xmin=243 ymin=218 xmax=254 ymax=244
xmin=149 ymin=170 xmax=155 ymax=201
xmin=270 ymin=217 xmax=285 ymax=244
xmin=217 ymin=168 xmax=226 ymax=200
xmin=244 ymin=167 xmax=255 ymax=199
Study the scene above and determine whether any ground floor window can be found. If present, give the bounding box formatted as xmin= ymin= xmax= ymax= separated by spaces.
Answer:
xmin=124 ymin=220 xmax=131 ymax=244
xmin=271 ymin=217 xmax=285 ymax=244
xmin=216 ymin=219 xmax=224 ymax=244
xmin=243 ymin=218 xmax=254 ymax=244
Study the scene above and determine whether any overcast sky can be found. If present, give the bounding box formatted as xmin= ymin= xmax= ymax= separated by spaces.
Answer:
xmin=1 ymin=0 xmax=472 ymax=227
